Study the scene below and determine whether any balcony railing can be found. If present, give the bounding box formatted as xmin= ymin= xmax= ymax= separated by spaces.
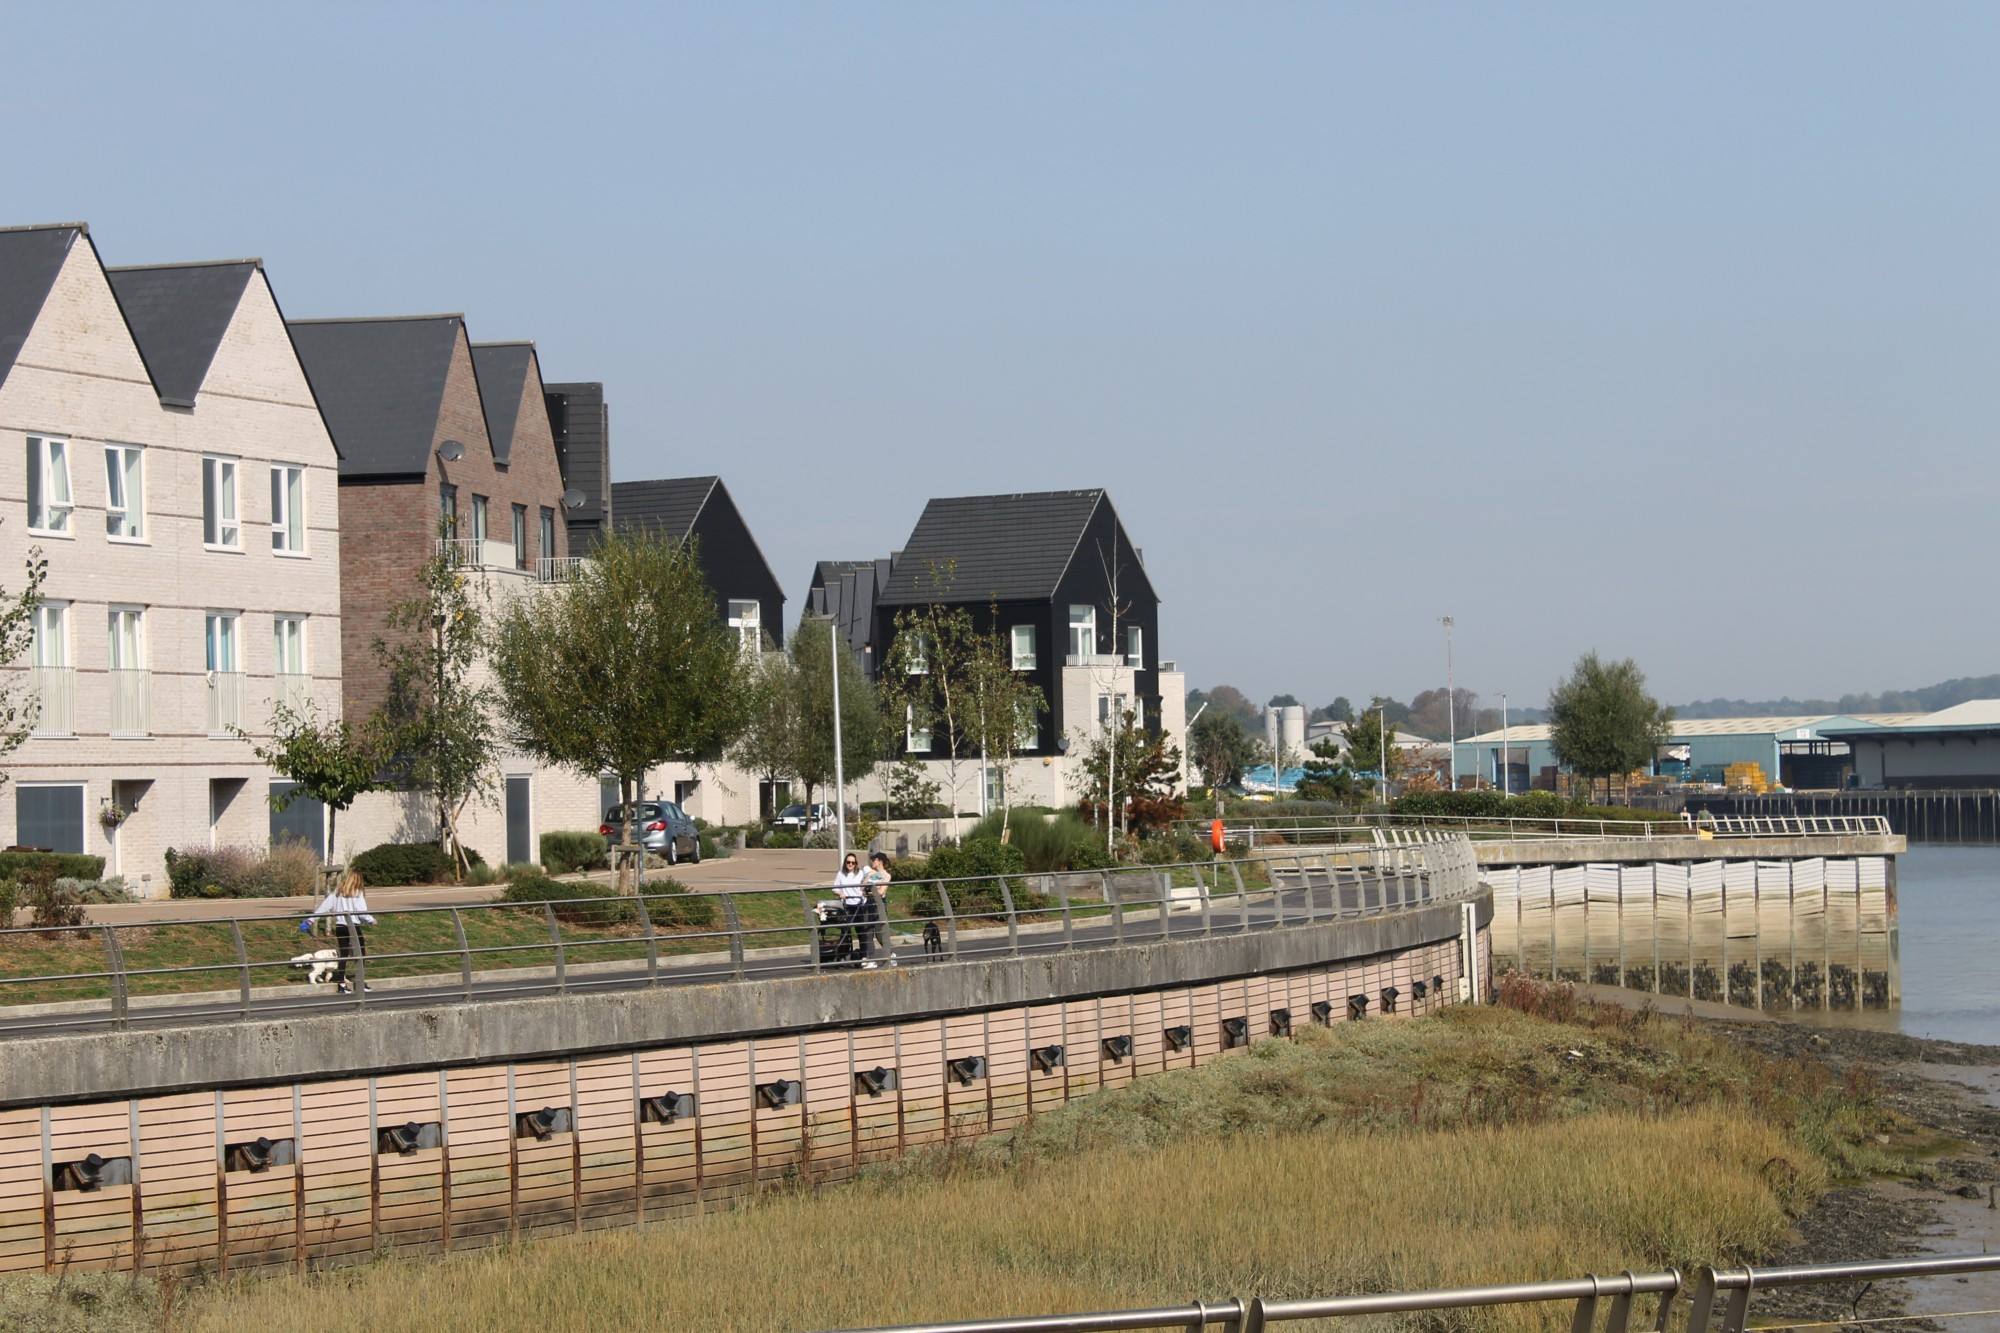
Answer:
xmin=537 ymin=556 xmax=586 ymax=583
xmin=273 ymin=673 xmax=310 ymax=715
xmin=206 ymin=671 xmax=244 ymax=735
xmin=108 ymin=669 xmax=149 ymax=736
xmin=437 ymin=537 xmax=481 ymax=568
xmin=29 ymin=666 xmax=73 ymax=737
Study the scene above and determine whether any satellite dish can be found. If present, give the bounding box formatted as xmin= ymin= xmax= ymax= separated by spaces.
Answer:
xmin=436 ymin=439 xmax=467 ymax=462
xmin=562 ymin=488 xmax=586 ymax=510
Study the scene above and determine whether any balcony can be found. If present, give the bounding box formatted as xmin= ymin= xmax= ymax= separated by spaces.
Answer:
xmin=109 ymin=669 xmax=150 ymax=736
xmin=207 ymin=671 xmax=245 ymax=735
xmin=438 ymin=537 xmax=535 ymax=574
xmin=274 ymin=673 xmax=310 ymax=715
xmin=438 ymin=537 xmax=481 ymax=568
xmin=537 ymin=556 xmax=586 ymax=584
xmin=29 ymin=666 xmax=73 ymax=737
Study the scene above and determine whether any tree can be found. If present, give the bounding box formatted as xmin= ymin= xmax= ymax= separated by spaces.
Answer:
xmin=1188 ymin=709 xmax=1257 ymax=790
xmin=1294 ymin=739 xmax=1365 ymax=807
xmin=0 ymin=544 xmax=47 ymax=788
xmin=1074 ymin=709 xmax=1186 ymax=840
xmin=242 ymin=701 xmax=382 ymax=864
xmin=490 ymin=529 xmax=750 ymax=877
xmin=1200 ymin=684 xmax=1261 ymax=729
xmin=787 ymin=617 xmax=881 ymax=822
xmin=1267 ymin=692 xmax=1300 ymax=709
xmin=878 ymin=561 xmax=982 ymax=828
xmin=962 ymin=609 xmax=1047 ymax=836
xmin=730 ymin=650 xmax=799 ymax=811
xmin=1311 ymin=697 xmax=1355 ymax=725
xmin=376 ymin=532 xmax=497 ymax=877
xmin=1546 ymin=651 xmax=1673 ymax=802
xmin=1407 ymin=687 xmax=1481 ymax=743
xmin=1344 ymin=704 xmax=1403 ymax=793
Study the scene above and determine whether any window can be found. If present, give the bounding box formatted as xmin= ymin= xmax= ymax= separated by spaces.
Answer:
xmin=108 ymin=608 xmax=143 ymax=670
xmin=273 ymin=616 xmax=305 ymax=676
xmin=539 ymin=507 xmax=556 ymax=559
xmin=1014 ymin=699 xmax=1039 ymax=750
xmin=31 ymin=602 xmax=69 ymax=737
xmin=1011 ymin=624 xmax=1037 ymax=671
xmin=206 ymin=613 xmax=239 ymax=673
xmin=1097 ymin=692 xmax=1129 ymax=734
xmin=984 ymin=766 xmax=1005 ymax=810
xmin=270 ymin=465 xmax=305 ymax=553
xmin=207 ymin=613 xmax=241 ymax=732
xmin=905 ymin=705 xmax=931 ymax=754
xmin=15 ymin=785 xmax=85 ymax=854
xmin=906 ymin=633 xmax=929 ymax=675
xmin=202 ymin=456 xmax=239 ymax=548
xmin=1068 ymin=605 xmax=1096 ymax=662
xmin=440 ymin=483 xmax=458 ymax=526
xmin=1126 ymin=625 xmax=1144 ymax=669
xmin=512 ymin=504 xmax=528 ymax=570
xmin=32 ymin=603 xmax=66 ymax=668
xmin=471 ymin=495 xmax=488 ymax=546
xmin=104 ymin=445 xmax=144 ymax=540
xmin=108 ymin=608 xmax=146 ymax=736
xmin=728 ymin=600 xmax=762 ymax=656
xmin=26 ymin=436 xmax=72 ymax=534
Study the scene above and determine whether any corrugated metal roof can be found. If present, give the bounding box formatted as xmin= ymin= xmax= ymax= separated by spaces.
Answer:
xmin=0 ymin=224 xmax=83 ymax=394
xmin=104 ymin=260 xmax=257 ymax=407
xmin=288 ymin=315 xmax=463 ymax=477
xmin=1457 ymin=714 xmax=1929 ymax=745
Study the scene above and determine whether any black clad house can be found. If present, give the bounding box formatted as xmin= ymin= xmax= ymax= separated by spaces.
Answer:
xmin=612 ymin=476 xmax=785 ymax=650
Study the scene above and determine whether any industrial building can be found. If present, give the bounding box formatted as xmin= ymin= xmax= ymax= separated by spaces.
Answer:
xmin=1824 ymin=701 xmax=2000 ymax=790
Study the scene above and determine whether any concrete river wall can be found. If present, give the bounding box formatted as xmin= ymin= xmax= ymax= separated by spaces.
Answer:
xmin=1478 ymin=832 xmax=1902 ymax=1012
xmin=0 ymin=888 xmax=1489 ymax=1279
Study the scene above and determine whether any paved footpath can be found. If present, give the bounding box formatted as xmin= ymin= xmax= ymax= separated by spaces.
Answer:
xmin=77 ymin=848 xmax=851 ymax=925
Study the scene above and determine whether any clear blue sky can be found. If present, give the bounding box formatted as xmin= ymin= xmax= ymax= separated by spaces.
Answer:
xmin=9 ymin=2 xmax=1995 ymax=711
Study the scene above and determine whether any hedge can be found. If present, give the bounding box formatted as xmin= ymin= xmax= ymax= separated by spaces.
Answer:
xmin=540 ymin=830 xmax=609 ymax=875
xmin=0 ymin=851 xmax=105 ymax=882
xmin=499 ymin=875 xmax=636 ymax=927
xmin=1391 ymin=790 xmax=1682 ymax=822
xmin=350 ymin=842 xmax=455 ymax=887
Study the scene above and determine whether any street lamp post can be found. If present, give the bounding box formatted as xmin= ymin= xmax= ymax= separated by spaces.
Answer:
xmin=827 ymin=617 xmax=848 ymax=864
xmin=1500 ymin=692 xmax=1509 ymax=796
xmin=1440 ymin=616 xmax=1456 ymax=790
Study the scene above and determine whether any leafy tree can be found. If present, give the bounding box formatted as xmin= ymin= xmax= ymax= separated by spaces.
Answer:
xmin=878 ymin=560 xmax=983 ymax=826
xmin=787 ymin=617 xmax=881 ymax=821
xmin=1547 ymin=651 xmax=1673 ymax=802
xmin=1188 ymin=708 xmax=1257 ymax=790
xmin=1267 ymin=692 xmax=1300 ymax=709
xmin=883 ymin=756 xmax=942 ymax=819
xmin=1344 ymin=705 xmax=1403 ymax=790
xmin=1200 ymin=684 xmax=1261 ymax=728
xmin=490 ymin=529 xmax=750 ymax=874
xmin=1373 ymin=695 xmax=1412 ymax=728
xmin=1407 ymin=687 xmax=1481 ymax=743
xmin=0 ymin=545 xmax=47 ymax=788
xmin=1074 ymin=710 xmax=1186 ymax=840
xmin=963 ymin=609 xmax=1047 ymax=835
xmin=1311 ymin=697 xmax=1355 ymax=725
xmin=376 ymin=531 xmax=496 ymax=877
xmin=1293 ymin=739 xmax=1365 ymax=807
xmin=730 ymin=650 xmax=799 ymax=806
xmin=242 ymin=701 xmax=382 ymax=864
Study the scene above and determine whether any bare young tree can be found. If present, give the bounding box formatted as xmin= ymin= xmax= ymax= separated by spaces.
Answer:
xmin=0 ymin=541 xmax=48 ymax=789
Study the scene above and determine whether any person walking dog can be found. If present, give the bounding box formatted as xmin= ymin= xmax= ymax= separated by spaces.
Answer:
xmin=304 ymin=870 xmax=378 ymax=994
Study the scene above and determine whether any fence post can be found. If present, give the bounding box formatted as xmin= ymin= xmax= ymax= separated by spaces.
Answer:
xmin=449 ymin=908 xmax=472 ymax=1000
xmin=1104 ymin=871 xmax=1125 ymax=946
xmin=545 ymin=902 xmax=566 ymax=993
xmin=720 ymin=893 xmax=745 ymax=979
xmin=1200 ymin=864 xmax=1214 ymax=936
xmin=935 ymin=880 xmax=959 ymax=959
xmin=230 ymin=919 xmax=251 ymax=1017
xmin=1157 ymin=871 xmax=1172 ymax=941
xmin=633 ymin=888 xmax=659 ymax=986
xmin=1053 ymin=875 xmax=1074 ymax=951
xmin=996 ymin=877 xmax=1019 ymax=957
xmin=102 ymin=925 xmax=128 ymax=1029
xmin=801 ymin=889 xmax=822 ymax=974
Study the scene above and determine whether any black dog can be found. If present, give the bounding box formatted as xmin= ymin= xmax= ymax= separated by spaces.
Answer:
xmin=922 ymin=919 xmax=942 ymax=957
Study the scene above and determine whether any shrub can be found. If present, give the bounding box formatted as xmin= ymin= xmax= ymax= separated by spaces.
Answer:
xmin=1138 ymin=830 xmax=1211 ymax=866
xmin=54 ymin=876 xmax=137 ymax=905
xmin=805 ymin=827 xmax=840 ymax=850
xmin=25 ymin=872 xmax=84 ymax=931
xmin=765 ymin=830 xmax=803 ymax=850
xmin=350 ymin=841 xmax=454 ymax=887
xmin=499 ymin=875 xmax=636 ymax=927
xmin=0 ymin=877 xmax=16 ymax=925
xmin=0 ymin=851 xmax=104 ymax=881
xmin=967 ymin=810 xmax=1115 ymax=873
xmin=540 ymin=830 xmax=609 ymax=875
xmin=164 ymin=845 xmax=294 ymax=899
xmin=924 ymin=837 xmax=1027 ymax=882
xmin=696 ymin=831 xmax=732 ymax=861
xmin=639 ymin=877 xmax=718 ymax=930
xmin=263 ymin=840 xmax=320 ymax=897
xmin=1391 ymin=790 xmax=1683 ymax=824
xmin=905 ymin=839 xmax=1051 ymax=919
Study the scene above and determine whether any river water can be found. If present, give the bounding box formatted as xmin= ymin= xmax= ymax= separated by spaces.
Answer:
xmin=1887 ymin=844 xmax=2000 ymax=1044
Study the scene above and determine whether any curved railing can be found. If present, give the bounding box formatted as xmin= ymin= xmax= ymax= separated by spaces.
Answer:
xmin=1173 ymin=811 xmax=1892 ymax=846
xmin=0 ymin=838 xmax=1482 ymax=1038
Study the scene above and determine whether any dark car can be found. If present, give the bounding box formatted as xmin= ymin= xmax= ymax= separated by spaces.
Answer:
xmin=600 ymin=801 xmax=701 ymax=864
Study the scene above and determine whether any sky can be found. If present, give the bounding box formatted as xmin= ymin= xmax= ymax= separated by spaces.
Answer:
xmin=7 ymin=2 xmax=1995 ymax=712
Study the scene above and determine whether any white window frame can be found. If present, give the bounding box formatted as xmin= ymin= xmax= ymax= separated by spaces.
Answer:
xmin=512 ymin=504 xmax=529 ymax=570
xmin=1011 ymin=624 xmax=1037 ymax=671
xmin=273 ymin=615 xmax=306 ymax=676
xmin=203 ymin=456 xmax=241 ymax=550
xmin=1068 ymin=604 xmax=1096 ymax=662
xmin=270 ymin=464 xmax=306 ymax=555
xmin=905 ymin=704 xmax=932 ymax=754
xmin=107 ymin=606 xmax=145 ymax=670
xmin=104 ymin=444 xmax=145 ymax=542
xmin=26 ymin=436 xmax=73 ymax=536
xmin=471 ymin=494 xmax=489 ymax=546
xmin=727 ymin=599 xmax=762 ymax=657
xmin=206 ymin=611 xmax=240 ymax=673
xmin=1014 ymin=698 xmax=1039 ymax=750
xmin=32 ymin=602 xmax=68 ymax=668
xmin=1126 ymin=625 xmax=1144 ymax=669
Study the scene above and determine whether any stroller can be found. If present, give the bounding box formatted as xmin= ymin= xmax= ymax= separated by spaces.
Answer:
xmin=814 ymin=898 xmax=861 ymax=965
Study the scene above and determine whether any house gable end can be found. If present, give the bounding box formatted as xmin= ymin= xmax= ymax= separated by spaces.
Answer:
xmin=0 ymin=225 xmax=86 ymax=395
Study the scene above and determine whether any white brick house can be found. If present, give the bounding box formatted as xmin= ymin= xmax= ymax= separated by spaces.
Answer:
xmin=0 ymin=224 xmax=342 ymax=894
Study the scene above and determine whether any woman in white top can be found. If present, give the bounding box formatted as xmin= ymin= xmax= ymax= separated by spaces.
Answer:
xmin=307 ymin=870 xmax=378 ymax=994
xmin=832 ymin=853 xmax=874 ymax=967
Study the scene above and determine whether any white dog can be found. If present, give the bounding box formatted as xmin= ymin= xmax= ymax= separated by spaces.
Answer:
xmin=290 ymin=948 xmax=340 ymax=986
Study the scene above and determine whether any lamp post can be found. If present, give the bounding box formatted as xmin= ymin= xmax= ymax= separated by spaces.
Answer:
xmin=1440 ymin=616 xmax=1456 ymax=790
xmin=825 ymin=615 xmax=848 ymax=864
xmin=1500 ymin=692 xmax=1509 ymax=795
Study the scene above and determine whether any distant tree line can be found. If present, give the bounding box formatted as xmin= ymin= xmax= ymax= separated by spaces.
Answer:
xmin=1675 ymin=674 xmax=2000 ymax=718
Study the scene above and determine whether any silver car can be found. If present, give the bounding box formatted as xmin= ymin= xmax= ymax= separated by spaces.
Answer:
xmin=600 ymin=801 xmax=701 ymax=865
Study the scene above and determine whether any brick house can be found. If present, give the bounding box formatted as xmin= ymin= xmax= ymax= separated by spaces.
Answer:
xmin=0 ymin=223 xmax=343 ymax=892
xmin=287 ymin=317 xmax=599 ymax=865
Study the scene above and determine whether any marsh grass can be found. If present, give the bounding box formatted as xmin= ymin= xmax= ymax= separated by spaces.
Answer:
xmin=139 ymin=998 xmax=1920 ymax=1333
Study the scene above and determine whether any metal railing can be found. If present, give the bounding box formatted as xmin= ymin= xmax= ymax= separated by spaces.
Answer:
xmin=271 ymin=671 xmax=310 ymax=715
xmin=205 ymin=670 xmax=244 ymax=733
xmin=108 ymin=668 xmax=149 ymax=736
xmin=0 ymin=840 xmax=1479 ymax=1035
xmin=537 ymin=555 xmax=586 ymax=583
xmin=826 ymin=1252 xmax=2000 ymax=1333
xmin=1179 ymin=811 xmax=1893 ymax=848
xmin=28 ymin=665 xmax=73 ymax=737
xmin=437 ymin=536 xmax=481 ymax=567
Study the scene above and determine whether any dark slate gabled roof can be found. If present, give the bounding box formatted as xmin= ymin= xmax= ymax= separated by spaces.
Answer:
xmin=287 ymin=315 xmax=464 ymax=477
xmin=470 ymin=341 xmax=535 ymax=467
xmin=878 ymin=488 xmax=1132 ymax=605
xmin=807 ymin=558 xmax=892 ymax=658
xmin=612 ymin=475 xmax=716 ymax=539
xmin=104 ymin=260 xmax=258 ymax=408
xmin=0 ymin=224 xmax=85 ymax=395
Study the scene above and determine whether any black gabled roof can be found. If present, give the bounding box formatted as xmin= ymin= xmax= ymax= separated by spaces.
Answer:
xmin=470 ymin=341 xmax=536 ymax=467
xmin=287 ymin=315 xmax=464 ymax=477
xmin=878 ymin=488 xmax=1154 ymax=605
xmin=105 ymin=260 xmax=258 ymax=408
xmin=0 ymin=224 xmax=86 ymax=395
xmin=612 ymin=475 xmax=716 ymax=539
xmin=808 ymin=558 xmax=892 ymax=658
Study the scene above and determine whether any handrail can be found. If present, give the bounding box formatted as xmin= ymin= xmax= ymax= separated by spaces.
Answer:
xmin=0 ymin=840 xmax=1481 ymax=1036
xmin=1174 ymin=811 xmax=1893 ymax=847
xmin=827 ymin=1251 xmax=2000 ymax=1333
